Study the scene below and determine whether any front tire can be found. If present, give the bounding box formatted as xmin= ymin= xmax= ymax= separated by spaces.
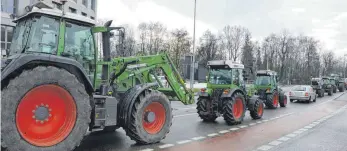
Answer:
xmin=124 ymin=90 xmax=172 ymax=144
xmin=1 ymin=66 xmax=91 ymax=151
xmin=197 ymin=98 xmax=218 ymax=122
xmin=279 ymin=93 xmax=287 ymax=107
xmin=265 ymin=91 xmax=279 ymax=109
xmin=328 ymin=89 xmax=333 ymax=96
xmin=249 ymin=99 xmax=264 ymax=119
xmin=223 ymin=92 xmax=246 ymax=125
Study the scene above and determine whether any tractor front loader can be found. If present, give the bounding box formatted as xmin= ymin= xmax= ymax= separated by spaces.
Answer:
xmin=1 ymin=2 xmax=193 ymax=151
xmin=197 ymin=60 xmax=265 ymax=125
xmin=254 ymin=70 xmax=287 ymax=108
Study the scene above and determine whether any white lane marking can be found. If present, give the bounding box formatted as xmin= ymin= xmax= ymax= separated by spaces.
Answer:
xmin=257 ymin=145 xmax=273 ymax=151
xmin=304 ymin=125 xmax=313 ymax=129
xmin=256 ymin=121 xmax=262 ymax=124
xmin=191 ymin=136 xmax=205 ymax=140
xmin=219 ymin=130 xmax=229 ymax=134
xmin=299 ymin=128 xmax=308 ymax=131
xmin=293 ymin=130 xmax=304 ymax=134
xmin=140 ymin=149 xmax=153 ymax=151
xmin=269 ymin=140 xmax=282 ymax=146
xmin=173 ymin=113 xmax=197 ymax=118
xmin=309 ymin=123 xmax=317 ymax=127
xmin=286 ymin=133 xmax=297 ymax=137
xmin=230 ymin=127 xmax=240 ymax=131
xmin=207 ymin=133 xmax=219 ymax=137
xmin=262 ymin=119 xmax=269 ymax=122
xmin=239 ymin=125 xmax=248 ymax=128
xmin=269 ymin=117 xmax=276 ymax=120
xmin=313 ymin=121 xmax=320 ymax=124
xmin=317 ymin=119 xmax=326 ymax=122
xmin=278 ymin=136 xmax=290 ymax=141
xmin=158 ymin=144 xmax=174 ymax=149
xmin=274 ymin=116 xmax=280 ymax=119
xmin=177 ymin=140 xmax=192 ymax=144
xmin=249 ymin=123 xmax=256 ymax=126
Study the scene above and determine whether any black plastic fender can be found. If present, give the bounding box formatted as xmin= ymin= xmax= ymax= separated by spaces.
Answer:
xmin=220 ymin=88 xmax=245 ymax=98
xmin=1 ymin=53 xmax=94 ymax=93
xmin=117 ymin=83 xmax=158 ymax=127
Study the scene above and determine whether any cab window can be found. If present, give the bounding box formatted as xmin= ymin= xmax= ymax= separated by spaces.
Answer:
xmin=64 ymin=21 xmax=95 ymax=81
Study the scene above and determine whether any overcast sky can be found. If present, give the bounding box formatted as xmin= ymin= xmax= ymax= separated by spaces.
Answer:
xmin=98 ymin=0 xmax=347 ymax=56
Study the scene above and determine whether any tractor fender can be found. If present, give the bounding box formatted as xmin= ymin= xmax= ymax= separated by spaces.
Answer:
xmin=117 ymin=83 xmax=158 ymax=127
xmin=220 ymin=88 xmax=245 ymax=98
xmin=1 ymin=54 xmax=93 ymax=93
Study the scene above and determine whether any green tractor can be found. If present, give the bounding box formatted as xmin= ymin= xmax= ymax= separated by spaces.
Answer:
xmin=322 ymin=77 xmax=333 ymax=96
xmin=254 ymin=70 xmax=287 ymax=108
xmin=1 ymin=2 xmax=193 ymax=151
xmin=197 ymin=60 xmax=264 ymax=125
xmin=330 ymin=74 xmax=345 ymax=92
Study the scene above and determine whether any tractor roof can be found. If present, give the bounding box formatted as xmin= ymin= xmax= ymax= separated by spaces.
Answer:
xmin=256 ymin=70 xmax=277 ymax=76
xmin=14 ymin=1 xmax=95 ymax=26
xmin=207 ymin=60 xmax=244 ymax=69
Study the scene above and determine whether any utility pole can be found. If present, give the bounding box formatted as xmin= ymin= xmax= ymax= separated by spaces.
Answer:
xmin=344 ymin=53 xmax=347 ymax=78
xmin=190 ymin=0 xmax=197 ymax=89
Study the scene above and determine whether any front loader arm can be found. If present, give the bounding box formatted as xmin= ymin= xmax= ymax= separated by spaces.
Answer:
xmin=110 ymin=53 xmax=194 ymax=105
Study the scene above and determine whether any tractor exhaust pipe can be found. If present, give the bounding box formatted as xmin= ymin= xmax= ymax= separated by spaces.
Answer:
xmin=100 ymin=20 xmax=113 ymax=86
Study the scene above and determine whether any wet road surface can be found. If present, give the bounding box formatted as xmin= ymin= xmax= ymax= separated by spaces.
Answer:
xmin=76 ymin=87 xmax=347 ymax=151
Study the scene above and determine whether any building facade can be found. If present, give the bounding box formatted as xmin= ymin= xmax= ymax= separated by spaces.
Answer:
xmin=1 ymin=0 xmax=97 ymax=57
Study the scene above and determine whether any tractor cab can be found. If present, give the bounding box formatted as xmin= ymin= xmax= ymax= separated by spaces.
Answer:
xmin=8 ymin=3 xmax=96 ymax=60
xmin=206 ymin=60 xmax=246 ymax=91
xmin=2 ymin=1 xmax=125 ymax=89
xmin=254 ymin=70 xmax=278 ymax=92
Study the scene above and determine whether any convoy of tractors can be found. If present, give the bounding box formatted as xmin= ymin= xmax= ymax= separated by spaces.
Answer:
xmin=1 ymin=2 xmax=346 ymax=151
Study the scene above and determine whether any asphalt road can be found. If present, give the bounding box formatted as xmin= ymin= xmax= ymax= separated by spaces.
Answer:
xmin=76 ymin=87 xmax=347 ymax=151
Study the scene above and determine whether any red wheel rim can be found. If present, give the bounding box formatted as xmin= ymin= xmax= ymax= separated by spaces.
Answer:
xmin=284 ymin=97 xmax=287 ymax=105
xmin=142 ymin=102 xmax=166 ymax=134
xmin=232 ymin=98 xmax=244 ymax=119
xmin=273 ymin=93 xmax=279 ymax=106
xmin=257 ymin=103 xmax=263 ymax=115
xmin=16 ymin=84 xmax=76 ymax=147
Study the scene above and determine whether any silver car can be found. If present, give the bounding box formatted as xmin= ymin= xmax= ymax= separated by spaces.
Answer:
xmin=289 ymin=85 xmax=317 ymax=103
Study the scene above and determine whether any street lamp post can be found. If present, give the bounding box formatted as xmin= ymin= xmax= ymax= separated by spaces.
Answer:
xmin=344 ymin=54 xmax=347 ymax=78
xmin=190 ymin=0 xmax=197 ymax=89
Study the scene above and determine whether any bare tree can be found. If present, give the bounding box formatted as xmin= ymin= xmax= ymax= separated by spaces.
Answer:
xmin=196 ymin=30 xmax=223 ymax=65
xmin=167 ymin=28 xmax=191 ymax=73
xmin=220 ymin=25 xmax=248 ymax=61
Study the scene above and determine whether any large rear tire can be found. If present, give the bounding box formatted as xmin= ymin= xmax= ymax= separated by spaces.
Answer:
xmin=223 ymin=92 xmax=246 ymax=125
xmin=328 ymin=89 xmax=333 ymax=96
xmin=124 ymin=90 xmax=172 ymax=144
xmin=1 ymin=66 xmax=91 ymax=151
xmin=249 ymin=99 xmax=264 ymax=120
xmin=265 ymin=91 xmax=279 ymax=109
xmin=197 ymin=98 xmax=218 ymax=122
xmin=339 ymin=86 xmax=344 ymax=92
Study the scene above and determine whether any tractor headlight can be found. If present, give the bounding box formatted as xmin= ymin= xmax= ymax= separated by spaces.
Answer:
xmin=223 ymin=89 xmax=230 ymax=94
xmin=266 ymin=88 xmax=271 ymax=93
